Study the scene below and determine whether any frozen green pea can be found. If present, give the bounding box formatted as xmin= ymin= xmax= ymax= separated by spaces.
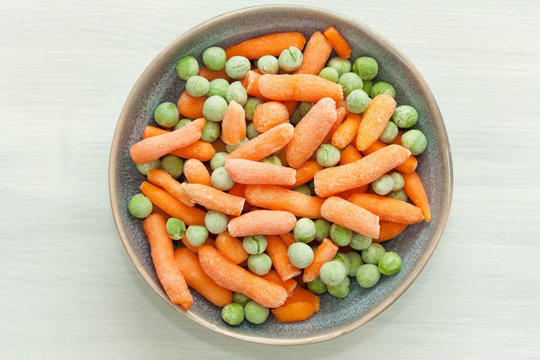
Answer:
xmin=353 ymin=56 xmax=378 ymax=80
xmin=319 ymin=260 xmax=346 ymax=286
xmin=211 ymin=167 xmax=234 ymax=191
xmin=346 ymin=89 xmax=371 ymax=114
xmin=392 ymin=105 xmax=418 ymax=128
xmin=338 ymin=72 xmax=363 ymax=96
xmin=294 ymin=218 xmax=316 ymax=243
xmin=226 ymin=81 xmax=248 ymax=105
xmin=221 ymin=303 xmax=244 ymax=326
xmin=379 ymin=121 xmax=398 ymax=143
xmin=200 ymin=121 xmax=221 ymax=143
xmin=314 ymin=219 xmax=331 ymax=241
xmin=319 ymin=67 xmax=339 ymax=82
xmin=128 ymin=194 xmax=152 ymax=218
xmin=330 ymin=224 xmax=352 ymax=246
xmin=243 ymin=235 xmax=267 ymax=254
xmin=287 ymin=242 xmax=314 ymax=269
xmin=370 ymin=81 xmax=396 ymax=98
xmin=210 ymin=152 xmax=227 ymax=170
xmin=160 ymin=155 xmax=184 ymax=179
xmin=204 ymin=210 xmax=229 ymax=234
xmin=401 ymin=129 xmax=427 ymax=155
xmin=248 ymin=253 xmax=272 ymax=275
xmin=174 ymin=118 xmax=192 ymax=129
xmin=386 ymin=189 xmax=408 ymax=202
xmin=362 ymin=243 xmax=386 ymax=265
xmin=208 ymin=78 xmax=229 ymax=98
xmin=362 ymin=80 xmax=372 ymax=95
xmin=154 ymin=102 xmax=180 ymax=128
xmin=278 ymin=46 xmax=303 ymax=72
xmin=333 ymin=253 xmax=351 ymax=275
xmin=203 ymin=46 xmax=227 ymax=71
xmin=379 ymin=251 xmax=402 ymax=275
xmin=246 ymin=122 xmax=260 ymax=139
xmin=136 ymin=159 xmax=160 ymax=175
xmin=226 ymin=137 xmax=248 ymax=153
xmin=346 ymin=251 xmax=364 ymax=277
xmin=166 ymin=218 xmax=186 ymax=240
xmin=328 ymin=276 xmax=350 ymax=298
xmin=261 ymin=155 xmax=281 ymax=166
xmin=293 ymin=184 xmax=311 ymax=196
xmin=350 ymin=232 xmax=372 ymax=251
xmin=225 ymin=56 xmax=251 ymax=79
xmin=390 ymin=172 xmax=404 ymax=191
xmin=327 ymin=56 xmax=351 ymax=77
xmin=185 ymin=225 xmax=208 ymax=246
xmin=244 ymin=301 xmax=269 ymax=324
xmin=176 ymin=55 xmax=199 ymax=80
xmin=203 ymin=95 xmax=228 ymax=122
xmin=356 ymin=264 xmax=381 ymax=288
xmin=372 ymin=174 xmax=394 ymax=195
xmin=232 ymin=292 xmax=250 ymax=306
xmin=307 ymin=276 xmax=327 ymax=295
xmin=186 ymin=75 xmax=210 ymax=97
xmin=316 ymin=144 xmax=341 ymax=167
xmin=244 ymin=97 xmax=264 ymax=121
xmin=257 ymin=55 xmax=279 ymax=74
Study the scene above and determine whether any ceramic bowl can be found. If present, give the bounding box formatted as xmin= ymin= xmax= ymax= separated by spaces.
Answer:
xmin=109 ymin=5 xmax=453 ymax=345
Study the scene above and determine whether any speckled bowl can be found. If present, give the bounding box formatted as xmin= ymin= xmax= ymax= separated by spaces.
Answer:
xmin=109 ymin=5 xmax=453 ymax=345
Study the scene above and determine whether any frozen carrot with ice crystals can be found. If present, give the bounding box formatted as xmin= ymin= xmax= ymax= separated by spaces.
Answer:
xmin=348 ymin=193 xmax=424 ymax=224
xmin=147 ymin=169 xmax=193 ymax=206
xmin=295 ymin=31 xmax=332 ymax=75
xmin=374 ymin=221 xmax=408 ymax=243
xmin=227 ymin=210 xmax=296 ymax=237
xmin=332 ymin=113 xmax=361 ymax=149
xmin=323 ymin=26 xmax=351 ymax=59
xmin=322 ymin=106 xmax=347 ymax=144
xmin=340 ymin=144 xmax=362 ymax=165
xmin=184 ymin=159 xmax=211 ymax=186
xmin=258 ymin=74 xmax=343 ymax=102
xmin=226 ymin=123 xmax=294 ymax=161
xmin=266 ymin=235 xmax=301 ymax=281
xmin=356 ymin=95 xmax=397 ymax=151
xmin=401 ymin=171 xmax=431 ymax=222
xmin=321 ymin=196 xmax=380 ymax=238
xmin=244 ymin=185 xmax=324 ymax=218
xmin=261 ymin=270 xmax=297 ymax=294
xmin=242 ymin=70 xmax=269 ymax=100
xmin=181 ymin=183 xmax=245 ymax=216
xmin=224 ymin=159 xmax=296 ymax=186
xmin=177 ymin=91 xmax=206 ymax=119
xmin=362 ymin=140 xmax=417 ymax=173
xmin=253 ymin=101 xmax=289 ymax=133
xmin=284 ymin=161 xmax=322 ymax=189
xmin=143 ymin=127 xmax=215 ymax=162
xmin=225 ymin=32 xmax=306 ymax=59
xmin=215 ymin=231 xmax=248 ymax=264
xmin=221 ymin=100 xmax=246 ymax=146
xmin=280 ymin=233 xmax=296 ymax=247
xmin=284 ymin=286 xmax=320 ymax=312
xmin=303 ymin=238 xmax=339 ymax=282
xmin=272 ymin=301 xmax=315 ymax=322
xmin=180 ymin=236 xmax=214 ymax=254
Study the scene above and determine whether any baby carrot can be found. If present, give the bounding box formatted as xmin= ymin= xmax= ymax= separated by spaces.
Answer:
xmin=259 ymin=74 xmax=343 ymax=103
xmin=272 ymin=301 xmax=315 ymax=323
xmin=244 ymin=185 xmax=324 ymax=218
xmin=284 ymin=161 xmax=322 ymax=189
xmin=266 ymin=235 xmax=301 ymax=281
xmin=140 ymin=181 xmax=206 ymax=225
xmin=374 ymin=221 xmax=408 ymax=243
xmin=356 ymin=95 xmax=397 ymax=151
xmin=147 ymin=169 xmax=194 ymax=207
xmin=143 ymin=213 xmax=193 ymax=310
xmin=177 ymin=91 xmax=206 ymax=119
xmin=401 ymin=171 xmax=431 ymax=222
xmin=332 ymin=113 xmax=362 ymax=149
xmin=285 ymin=97 xmax=338 ymax=169
xmin=226 ymin=123 xmax=294 ymax=161
xmin=284 ymin=286 xmax=320 ymax=312
xmin=198 ymin=245 xmax=288 ymax=308
xmin=322 ymin=106 xmax=347 ymax=144
xmin=181 ymin=183 xmax=245 ymax=216
xmin=151 ymin=204 xmax=170 ymax=219
xmin=348 ymin=193 xmax=424 ymax=224
xmin=198 ymin=66 xmax=232 ymax=82
xmin=224 ymin=159 xmax=296 ymax=186
xmin=227 ymin=210 xmax=296 ymax=237
xmin=334 ymin=185 xmax=368 ymax=200
xmin=253 ymin=101 xmax=290 ymax=133
xmin=362 ymin=140 xmax=418 ymax=173
xmin=143 ymin=126 xmax=215 ymax=162
xmin=314 ymin=144 xmax=411 ymax=197
xmin=336 ymin=98 xmax=350 ymax=117
xmin=242 ymin=70 xmax=270 ymax=101
xmin=280 ymin=233 xmax=296 ymax=247
xmin=130 ymin=118 xmax=205 ymax=164
xmin=215 ymin=231 xmax=248 ymax=264
xmin=340 ymin=144 xmax=362 ymax=165
xmin=323 ymin=26 xmax=351 ymax=59
xmin=261 ymin=269 xmax=297 ymax=294
xmin=227 ymin=183 xmax=246 ymax=198
xmin=303 ymin=238 xmax=339 ymax=282
xmin=180 ymin=236 xmax=214 ymax=254
xmin=225 ymin=32 xmax=306 ymax=59
xmin=283 ymin=101 xmax=298 ymax=116
xmin=321 ymin=196 xmax=380 ymax=238
xmin=183 ymin=159 xmax=212 ymax=186
xmin=295 ymin=31 xmax=333 ymax=75
xmin=221 ymin=101 xmax=246 ymax=146
xmin=174 ymin=248 xmax=233 ymax=307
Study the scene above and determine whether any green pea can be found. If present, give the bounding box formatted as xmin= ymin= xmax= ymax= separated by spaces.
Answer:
xmin=362 ymin=243 xmax=386 ymax=265
xmin=390 ymin=172 xmax=404 ymax=191
xmin=330 ymin=224 xmax=352 ymax=246
xmin=316 ymin=144 xmax=341 ymax=167
xmin=327 ymin=56 xmax=352 ymax=77
xmin=370 ymin=81 xmax=396 ymax=98
xmin=160 ymin=155 xmax=184 ymax=179
xmin=185 ymin=225 xmax=208 ymax=246
xmin=211 ymin=167 xmax=234 ymax=191
xmin=292 ymin=184 xmax=311 ymax=196
xmin=232 ymin=292 xmax=250 ymax=306
xmin=208 ymin=78 xmax=229 ymax=98
xmin=372 ymin=174 xmax=394 ymax=195
xmin=225 ymin=138 xmax=248 ymax=153
xmin=298 ymin=102 xmax=314 ymax=117
xmin=314 ymin=219 xmax=331 ymax=241
xmin=319 ymin=260 xmax=346 ymax=286
xmin=338 ymin=72 xmax=363 ymax=96
xmin=210 ymin=152 xmax=227 ymax=170
xmin=308 ymin=180 xmax=316 ymax=196
xmin=392 ymin=105 xmax=418 ymax=128
xmin=278 ymin=46 xmax=303 ymax=72
xmin=401 ymin=129 xmax=427 ymax=155
xmin=176 ymin=55 xmax=199 ymax=80
xmin=225 ymin=81 xmax=248 ymax=105
xmin=333 ymin=253 xmax=351 ymax=275
xmin=352 ymin=56 xmax=378 ymax=80
xmin=386 ymin=189 xmax=408 ymax=202
xmin=307 ymin=276 xmax=327 ymax=295
xmin=290 ymin=106 xmax=302 ymax=125
xmin=379 ymin=121 xmax=398 ymax=144
xmin=346 ymin=251 xmax=364 ymax=277
xmin=257 ymin=55 xmax=279 ymax=74
xmin=287 ymin=242 xmax=314 ymax=269
xmin=356 ymin=264 xmax=381 ymax=288
xmin=203 ymin=95 xmax=228 ymax=122
xmin=248 ymin=253 xmax=272 ymax=275
xmin=225 ymin=56 xmax=251 ymax=79
xmin=154 ymin=102 xmax=180 ymax=128
xmin=174 ymin=118 xmax=192 ymax=130
xmin=243 ymin=235 xmax=267 ymax=254
xmin=186 ymin=75 xmax=210 ymax=97
xmin=166 ymin=218 xmax=186 ymax=240
xmin=202 ymin=46 xmax=226 ymax=71
xmin=319 ymin=67 xmax=339 ymax=82
xmin=261 ymin=155 xmax=281 ymax=166
xmin=294 ymin=218 xmax=316 ymax=243
xmin=136 ymin=159 xmax=160 ymax=175
xmin=346 ymin=89 xmax=371 ymax=114
xmin=350 ymin=232 xmax=372 ymax=251
xmin=199 ymin=121 xmax=220 ymax=143
xmin=362 ymin=80 xmax=373 ymax=95
xmin=246 ymin=122 xmax=260 ymax=139
xmin=244 ymin=301 xmax=269 ymax=324
xmin=221 ymin=303 xmax=244 ymax=326
xmin=378 ymin=251 xmax=402 ymax=275
xmin=328 ymin=276 xmax=350 ymax=298
xmin=204 ymin=210 xmax=229 ymax=234
xmin=244 ymin=97 xmax=264 ymax=121
xmin=128 ymin=194 xmax=153 ymax=218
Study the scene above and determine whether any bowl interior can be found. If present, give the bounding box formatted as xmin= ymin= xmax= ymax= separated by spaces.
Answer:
xmin=110 ymin=5 xmax=452 ymax=345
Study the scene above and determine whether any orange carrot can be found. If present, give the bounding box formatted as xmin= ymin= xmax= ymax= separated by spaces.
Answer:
xmin=215 ymin=231 xmax=248 ymax=264
xmin=226 ymin=123 xmax=294 ymax=161
xmin=261 ymin=270 xmax=297 ymax=294
xmin=323 ymin=26 xmax=351 ymax=59
xmin=177 ymin=91 xmax=206 ymax=119
xmin=227 ymin=182 xmax=246 ymax=198
xmin=340 ymin=144 xmax=362 ymax=165
xmin=303 ymin=238 xmax=339 ymax=282
xmin=272 ymin=301 xmax=315 ymax=322
xmin=283 ymin=101 xmax=298 ymax=116
xmin=224 ymin=159 xmax=296 ymax=186
xmin=180 ymin=236 xmax=214 ymax=254
xmin=227 ymin=210 xmax=296 ymax=237
xmin=147 ymin=169 xmax=194 ymax=207
xmin=295 ymin=31 xmax=333 ymax=75
xmin=253 ymin=101 xmax=289 ymax=133
xmin=140 ymin=181 xmax=206 ymax=225
xmin=334 ymin=185 xmax=368 ymax=199
xmin=356 ymin=95 xmax=397 ymax=151
xmin=332 ymin=113 xmax=361 ymax=149
xmin=244 ymin=185 xmax=324 ymax=218
xmin=280 ymin=233 xmax=296 ymax=247
xmin=181 ymin=183 xmax=245 ymax=216
xmin=221 ymin=101 xmax=246 ymax=146
xmin=174 ymin=248 xmax=232 ymax=307
xmin=266 ymin=235 xmax=301 ymax=281
xmin=373 ymin=221 xmax=408 ymax=243
xmin=142 ymin=126 xmax=215 ymax=162
xmin=183 ymin=159 xmax=212 ymax=186
xmin=285 ymin=97 xmax=337 ymax=168
xmin=259 ymin=74 xmax=343 ymax=102
xmin=130 ymin=118 xmax=205 ymax=164
xmin=151 ymin=204 xmax=170 ymax=219
xmin=314 ymin=144 xmax=411 ymax=197
xmin=362 ymin=140 xmax=417 ymax=173
xmin=336 ymin=98 xmax=350 ymax=117
xmin=322 ymin=106 xmax=347 ymax=144
xmin=401 ymin=171 xmax=431 ymax=222
xmin=348 ymin=193 xmax=424 ymax=224
xmin=391 ymin=131 xmax=404 ymax=145
xmin=198 ymin=66 xmax=232 ymax=82
xmin=284 ymin=161 xmax=322 ymax=189
xmin=143 ymin=213 xmax=192 ymax=310
xmin=321 ymin=196 xmax=380 ymax=238
xmin=225 ymin=32 xmax=306 ymax=59
xmin=198 ymin=245 xmax=288 ymax=308
xmin=242 ymin=70 xmax=270 ymax=101
xmin=284 ymin=286 xmax=320 ymax=312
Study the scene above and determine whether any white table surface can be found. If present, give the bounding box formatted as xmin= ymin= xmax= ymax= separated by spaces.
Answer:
xmin=1 ymin=0 xmax=539 ymax=358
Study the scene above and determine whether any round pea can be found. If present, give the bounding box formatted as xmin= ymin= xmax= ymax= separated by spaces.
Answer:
xmin=307 ymin=276 xmax=327 ymax=295
xmin=386 ymin=189 xmax=408 ymax=202
xmin=200 ymin=121 xmax=220 ymax=142
xmin=330 ymin=224 xmax=352 ymax=246
xmin=346 ymin=89 xmax=371 ymax=114
xmin=261 ymin=155 xmax=281 ymax=166
xmin=225 ymin=81 xmax=248 ymax=105
xmin=401 ymin=129 xmax=427 ymax=155
xmin=166 ymin=218 xmax=186 ymax=240
xmin=378 ymin=251 xmax=402 ymax=275
xmin=246 ymin=122 xmax=260 ymax=139
xmin=232 ymin=292 xmax=250 ymax=306
xmin=278 ymin=46 xmax=303 ymax=72
xmin=314 ymin=219 xmax=331 ymax=241
xmin=338 ymin=72 xmax=363 ymax=96
xmin=160 ymin=155 xmax=184 ymax=179
xmin=221 ymin=303 xmax=244 ymax=326
xmin=392 ymin=105 xmax=418 ymax=128
xmin=370 ymin=81 xmax=396 ymax=98
xmin=257 ymin=55 xmax=279 ymax=74
xmin=225 ymin=137 xmax=248 ymax=153
xmin=362 ymin=80 xmax=373 ymax=95
xmin=327 ymin=57 xmax=351 ymax=77
xmin=350 ymin=232 xmax=372 ymax=251
xmin=319 ymin=67 xmax=339 ymax=82
xmin=319 ymin=260 xmax=346 ymax=286
xmin=352 ymin=56 xmax=378 ymax=80
xmin=128 ymin=194 xmax=152 ymax=218
xmin=328 ymin=276 xmax=350 ymax=298
xmin=204 ymin=210 xmax=229 ymax=234
xmin=244 ymin=301 xmax=269 ymax=324
xmin=243 ymin=235 xmax=267 ymax=254
xmin=210 ymin=152 xmax=227 ymax=170
xmin=362 ymin=243 xmax=386 ymax=265
xmin=356 ymin=264 xmax=381 ymax=288
xmin=346 ymin=251 xmax=364 ymax=277
xmin=390 ymin=172 xmax=404 ymax=191
xmin=202 ymin=46 xmax=226 ymax=71
xmin=136 ymin=159 xmax=160 ymax=175
xmin=154 ymin=102 xmax=180 ymax=128
xmin=379 ymin=121 xmax=398 ymax=143
xmin=244 ymin=97 xmax=263 ymax=121
xmin=287 ymin=242 xmax=314 ymax=269
xmin=293 ymin=184 xmax=311 ymax=196
xmin=185 ymin=225 xmax=208 ymax=246
xmin=294 ymin=218 xmax=316 ymax=243
xmin=186 ymin=75 xmax=210 ymax=97
xmin=316 ymin=144 xmax=341 ymax=167
xmin=211 ymin=167 xmax=234 ymax=191
xmin=174 ymin=118 xmax=192 ymax=129
xmin=333 ymin=253 xmax=351 ymax=275
xmin=203 ymin=95 xmax=228 ymax=122
xmin=225 ymin=56 xmax=251 ymax=79
xmin=175 ymin=55 xmax=199 ymax=80
xmin=247 ymin=253 xmax=272 ymax=275
xmin=208 ymin=78 xmax=229 ymax=98
xmin=372 ymin=174 xmax=394 ymax=195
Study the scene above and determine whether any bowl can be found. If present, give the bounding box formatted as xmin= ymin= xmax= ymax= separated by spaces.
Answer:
xmin=109 ymin=5 xmax=453 ymax=345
